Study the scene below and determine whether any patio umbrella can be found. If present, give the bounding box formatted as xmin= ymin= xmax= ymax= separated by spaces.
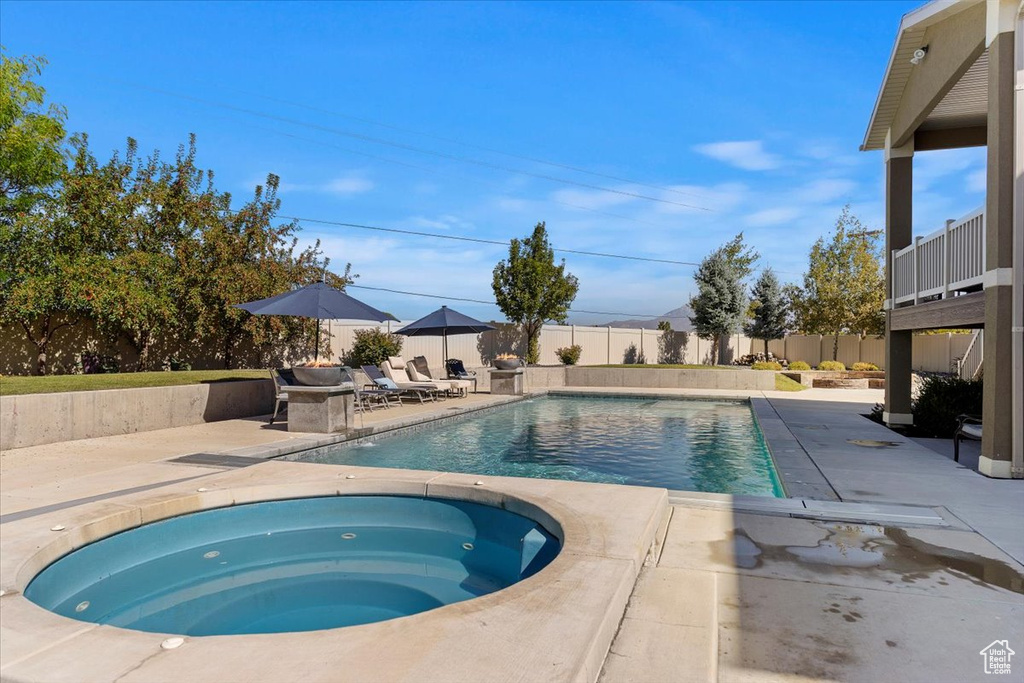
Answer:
xmin=234 ymin=282 xmax=390 ymax=361
xmin=395 ymin=305 xmax=496 ymax=364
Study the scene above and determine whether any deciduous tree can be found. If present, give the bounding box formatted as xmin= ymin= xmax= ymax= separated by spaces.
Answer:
xmin=0 ymin=50 xmax=67 ymax=222
xmin=794 ymin=206 xmax=884 ymax=360
xmin=492 ymin=222 xmax=579 ymax=364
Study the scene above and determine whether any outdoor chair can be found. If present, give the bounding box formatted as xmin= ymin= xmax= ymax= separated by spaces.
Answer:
xmin=953 ymin=414 xmax=982 ymax=463
xmin=364 ymin=364 xmax=439 ymax=403
xmin=353 ymin=383 xmax=393 ymax=413
xmin=269 ymin=368 xmax=296 ymax=424
xmin=410 ymin=356 xmax=470 ymax=397
xmin=445 ymin=359 xmax=478 ymax=393
xmin=384 ymin=357 xmax=452 ymax=400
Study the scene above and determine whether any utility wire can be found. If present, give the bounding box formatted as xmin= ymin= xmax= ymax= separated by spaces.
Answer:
xmin=95 ymin=79 xmax=713 ymax=211
xmin=236 ymin=121 xmax=670 ymax=229
xmin=207 ymin=83 xmax=713 ymax=201
xmin=348 ymin=284 xmax=662 ymax=318
xmin=282 ymin=215 xmax=703 ymax=267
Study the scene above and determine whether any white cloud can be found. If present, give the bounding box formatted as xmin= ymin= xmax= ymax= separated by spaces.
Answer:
xmin=744 ymin=207 xmax=801 ymax=227
xmin=693 ymin=140 xmax=781 ymax=171
xmin=966 ymin=168 xmax=986 ymax=193
xmin=792 ymin=178 xmax=856 ymax=204
xmin=322 ymin=176 xmax=374 ymax=195
xmin=913 ymin=148 xmax=984 ymax=192
xmin=267 ymin=174 xmax=375 ymax=196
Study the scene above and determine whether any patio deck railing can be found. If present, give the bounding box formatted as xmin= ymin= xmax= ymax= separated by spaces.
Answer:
xmin=892 ymin=206 xmax=985 ymax=307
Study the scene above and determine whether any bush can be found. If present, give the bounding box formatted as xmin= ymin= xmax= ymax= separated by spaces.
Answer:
xmin=556 ymin=344 xmax=582 ymax=365
xmin=851 ymin=362 xmax=879 ymax=371
xmin=345 ymin=327 xmax=403 ymax=367
xmin=789 ymin=361 xmax=811 ymax=371
xmin=912 ymin=375 xmax=983 ymax=437
xmin=817 ymin=360 xmax=846 ymax=371
xmin=751 ymin=361 xmax=783 ymax=370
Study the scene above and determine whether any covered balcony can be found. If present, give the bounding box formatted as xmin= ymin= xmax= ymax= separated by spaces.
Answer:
xmin=861 ymin=0 xmax=1022 ymax=478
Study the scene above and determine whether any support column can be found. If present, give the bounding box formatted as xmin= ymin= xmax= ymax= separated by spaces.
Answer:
xmin=883 ymin=133 xmax=914 ymax=426
xmin=979 ymin=13 xmax=1017 ymax=477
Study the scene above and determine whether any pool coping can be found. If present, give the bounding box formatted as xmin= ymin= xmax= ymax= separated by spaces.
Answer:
xmin=0 ymin=461 xmax=668 ymax=683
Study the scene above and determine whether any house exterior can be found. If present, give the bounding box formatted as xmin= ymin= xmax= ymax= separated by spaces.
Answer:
xmin=862 ymin=0 xmax=1023 ymax=478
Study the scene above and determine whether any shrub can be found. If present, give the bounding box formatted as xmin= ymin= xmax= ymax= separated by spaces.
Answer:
xmin=789 ymin=361 xmax=811 ymax=371
xmin=556 ymin=344 xmax=582 ymax=365
xmin=345 ymin=327 xmax=403 ymax=367
xmin=851 ymin=362 xmax=879 ymax=371
xmin=751 ymin=361 xmax=783 ymax=370
xmin=912 ymin=375 xmax=983 ymax=438
xmin=817 ymin=360 xmax=846 ymax=371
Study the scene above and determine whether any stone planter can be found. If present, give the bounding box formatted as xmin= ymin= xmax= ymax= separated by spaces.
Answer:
xmin=493 ymin=359 xmax=523 ymax=370
xmin=292 ymin=366 xmax=348 ymax=386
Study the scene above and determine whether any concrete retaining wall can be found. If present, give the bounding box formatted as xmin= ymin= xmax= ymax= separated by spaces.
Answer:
xmin=0 ymin=379 xmax=274 ymax=451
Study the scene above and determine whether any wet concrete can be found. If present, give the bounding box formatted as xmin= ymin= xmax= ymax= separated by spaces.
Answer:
xmin=713 ymin=521 xmax=1024 ymax=595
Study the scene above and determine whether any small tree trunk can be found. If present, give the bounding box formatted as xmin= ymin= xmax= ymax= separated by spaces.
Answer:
xmin=833 ymin=333 xmax=840 ymax=361
xmin=711 ymin=334 xmax=720 ymax=366
xmin=764 ymin=338 xmax=769 ymax=357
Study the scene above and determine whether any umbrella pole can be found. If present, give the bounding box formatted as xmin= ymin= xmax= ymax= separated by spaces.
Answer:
xmin=314 ymin=317 xmax=320 ymax=363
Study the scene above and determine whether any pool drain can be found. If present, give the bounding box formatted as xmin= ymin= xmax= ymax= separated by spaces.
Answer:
xmin=203 ymin=551 xmax=220 ymax=559
xmin=341 ymin=533 xmax=357 ymax=540
xmin=462 ymin=542 xmax=474 ymax=551
xmin=75 ymin=601 xmax=89 ymax=612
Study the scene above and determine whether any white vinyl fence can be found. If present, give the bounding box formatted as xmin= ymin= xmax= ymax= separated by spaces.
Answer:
xmin=327 ymin=321 xmax=977 ymax=373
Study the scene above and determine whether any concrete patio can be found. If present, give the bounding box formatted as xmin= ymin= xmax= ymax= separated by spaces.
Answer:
xmin=1 ymin=385 xmax=1021 ymax=682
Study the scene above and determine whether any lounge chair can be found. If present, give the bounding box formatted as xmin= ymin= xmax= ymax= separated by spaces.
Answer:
xmin=384 ymin=356 xmax=454 ymax=399
xmin=364 ymin=364 xmax=439 ymax=403
xmin=269 ymin=368 xmax=295 ymax=424
xmin=410 ymin=356 xmax=471 ymax=397
xmin=445 ymin=359 xmax=478 ymax=393
xmin=954 ymin=414 xmax=982 ymax=463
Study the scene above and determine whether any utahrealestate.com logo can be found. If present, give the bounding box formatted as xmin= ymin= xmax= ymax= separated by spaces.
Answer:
xmin=980 ymin=640 xmax=1015 ymax=675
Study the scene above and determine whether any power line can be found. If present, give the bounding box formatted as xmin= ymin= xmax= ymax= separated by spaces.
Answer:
xmin=279 ymin=215 xmax=703 ymax=267
xmin=348 ymin=284 xmax=663 ymax=318
xmin=208 ymin=83 xmax=714 ymax=201
xmin=235 ymin=121 xmax=671 ymax=229
xmin=93 ymin=78 xmax=713 ymax=212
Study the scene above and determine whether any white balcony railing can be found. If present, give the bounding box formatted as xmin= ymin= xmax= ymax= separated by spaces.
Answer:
xmin=892 ymin=206 xmax=985 ymax=307
xmin=954 ymin=329 xmax=984 ymax=379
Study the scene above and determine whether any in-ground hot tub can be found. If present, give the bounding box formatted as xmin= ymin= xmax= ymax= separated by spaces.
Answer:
xmin=24 ymin=496 xmax=561 ymax=636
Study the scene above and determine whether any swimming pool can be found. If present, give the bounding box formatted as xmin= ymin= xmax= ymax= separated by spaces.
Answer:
xmin=297 ymin=395 xmax=783 ymax=497
xmin=25 ymin=496 xmax=561 ymax=635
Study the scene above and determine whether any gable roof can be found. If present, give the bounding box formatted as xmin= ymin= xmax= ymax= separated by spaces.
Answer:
xmin=861 ymin=0 xmax=985 ymax=151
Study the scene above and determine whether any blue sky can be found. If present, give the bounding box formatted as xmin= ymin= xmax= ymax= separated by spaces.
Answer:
xmin=1 ymin=0 xmax=987 ymax=324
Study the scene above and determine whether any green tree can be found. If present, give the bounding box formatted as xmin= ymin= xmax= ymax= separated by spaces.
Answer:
xmin=194 ymin=174 xmax=351 ymax=368
xmin=745 ymin=268 xmax=788 ymax=356
xmin=345 ymin=327 xmax=403 ymax=367
xmin=0 ymin=50 xmax=67 ymax=223
xmin=492 ymin=222 xmax=579 ymax=364
xmin=795 ymin=206 xmax=885 ymax=360
xmin=719 ymin=232 xmax=760 ymax=282
xmin=689 ymin=249 xmax=746 ymax=365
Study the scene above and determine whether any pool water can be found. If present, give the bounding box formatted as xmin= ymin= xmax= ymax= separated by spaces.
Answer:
xmin=25 ymin=496 xmax=560 ymax=635
xmin=299 ymin=396 xmax=783 ymax=497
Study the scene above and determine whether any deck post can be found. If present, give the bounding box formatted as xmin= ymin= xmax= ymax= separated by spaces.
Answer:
xmin=979 ymin=16 xmax=1017 ymax=477
xmin=883 ymin=132 xmax=914 ymax=426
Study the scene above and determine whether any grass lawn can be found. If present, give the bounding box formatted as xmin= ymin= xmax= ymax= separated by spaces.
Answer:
xmin=0 ymin=369 xmax=269 ymax=396
xmin=774 ymin=373 xmax=807 ymax=391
